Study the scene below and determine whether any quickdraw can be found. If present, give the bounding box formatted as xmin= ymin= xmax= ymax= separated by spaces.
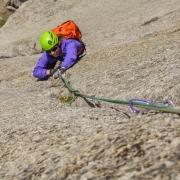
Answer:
xmin=57 ymin=72 xmax=180 ymax=115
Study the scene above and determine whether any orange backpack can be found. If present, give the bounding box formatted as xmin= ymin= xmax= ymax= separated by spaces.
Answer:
xmin=52 ymin=20 xmax=83 ymax=42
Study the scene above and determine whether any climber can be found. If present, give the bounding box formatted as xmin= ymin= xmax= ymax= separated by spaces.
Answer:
xmin=33 ymin=30 xmax=85 ymax=80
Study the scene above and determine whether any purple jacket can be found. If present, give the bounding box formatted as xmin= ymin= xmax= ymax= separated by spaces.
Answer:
xmin=33 ymin=38 xmax=84 ymax=79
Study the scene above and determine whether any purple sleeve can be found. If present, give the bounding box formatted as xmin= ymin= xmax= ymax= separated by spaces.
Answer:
xmin=33 ymin=52 xmax=61 ymax=79
xmin=61 ymin=41 xmax=80 ymax=69
xmin=33 ymin=52 xmax=49 ymax=79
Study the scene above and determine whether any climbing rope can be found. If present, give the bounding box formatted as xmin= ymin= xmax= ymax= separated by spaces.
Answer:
xmin=57 ymin=71 xmax=180 ymax=114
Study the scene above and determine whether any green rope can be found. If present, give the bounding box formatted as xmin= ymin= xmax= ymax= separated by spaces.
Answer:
xmin=58 ymin=72 xmax=180 ymax=114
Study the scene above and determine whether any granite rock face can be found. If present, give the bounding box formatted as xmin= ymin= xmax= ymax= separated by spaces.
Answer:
xmin=4 ymin=0 xmax=27 ymax=11
xmin=0 ymin=0 xmax=27 ymax=22
xmin=0 ymin=0 xmax=180 ymax=179
xmin=0 ymin=0 xmax=12 ymax=20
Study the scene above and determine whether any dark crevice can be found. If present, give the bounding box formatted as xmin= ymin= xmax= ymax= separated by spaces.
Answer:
xmin=141 ymin=17 xmax=159 ymax=26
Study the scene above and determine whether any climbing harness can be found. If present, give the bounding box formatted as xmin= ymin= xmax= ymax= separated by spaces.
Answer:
xmin=57 ymin=71 xmax=180 ymax=114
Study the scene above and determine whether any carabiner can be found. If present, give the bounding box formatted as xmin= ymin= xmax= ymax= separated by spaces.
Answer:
xmin=129 ymin=99 xmax=150 ymax=113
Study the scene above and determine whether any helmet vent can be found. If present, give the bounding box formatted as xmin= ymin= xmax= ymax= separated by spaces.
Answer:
xmin=48 ymin=40 xmax=52 ymax=45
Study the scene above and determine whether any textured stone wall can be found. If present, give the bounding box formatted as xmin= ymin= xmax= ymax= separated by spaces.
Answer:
xmin=0 ymin=0 xmax=28 ymax=21
xmin=0 ymin=0 xmax=12 ymax=20
xmin=0 ymin=0 xmax=180 ymax=179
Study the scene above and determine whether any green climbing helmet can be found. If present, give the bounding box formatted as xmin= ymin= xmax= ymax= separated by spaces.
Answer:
xmin=40 ymin=31 xmax=58 ymax=51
